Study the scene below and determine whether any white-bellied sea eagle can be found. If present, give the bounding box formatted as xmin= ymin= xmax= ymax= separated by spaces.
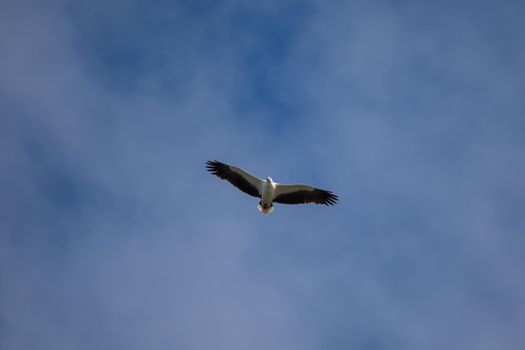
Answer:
xmin=206 ymin=160 xmax=338 ymax=214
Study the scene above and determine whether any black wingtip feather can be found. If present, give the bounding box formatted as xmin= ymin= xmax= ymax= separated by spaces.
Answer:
xmin=322 ymin=190 xmax=338 ymax=206
xmin=206 ymin=160 xmax=224 ymax=177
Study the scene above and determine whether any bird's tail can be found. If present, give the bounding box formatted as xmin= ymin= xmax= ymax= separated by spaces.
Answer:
xmin=257 ymin=202 xmax=274 ymax=214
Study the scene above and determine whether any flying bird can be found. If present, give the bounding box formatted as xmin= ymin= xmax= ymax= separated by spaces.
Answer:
xmin=206 ymin=160 xmax=338 ymax=214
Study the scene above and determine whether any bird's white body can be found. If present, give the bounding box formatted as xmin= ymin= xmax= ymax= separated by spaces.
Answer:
xmin=258 ymin=177 xmax=276 ymax=214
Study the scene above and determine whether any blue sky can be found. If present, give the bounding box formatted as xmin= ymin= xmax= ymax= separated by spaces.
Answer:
xmin=1 ymin=0 xmax=525 ymax=349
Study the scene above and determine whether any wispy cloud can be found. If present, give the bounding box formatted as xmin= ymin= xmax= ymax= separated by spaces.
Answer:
xmin=1 ymin=0 xmax=524 ymax=349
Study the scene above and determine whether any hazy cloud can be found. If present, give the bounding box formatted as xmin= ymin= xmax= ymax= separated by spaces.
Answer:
xmin=1 ymin=0 xmax=524 ymax=349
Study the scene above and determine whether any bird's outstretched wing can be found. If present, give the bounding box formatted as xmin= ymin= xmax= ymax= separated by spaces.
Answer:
xmin=206 ymin=160 xmax=262 ymax=198
xmin=273 ymin=183 xmax=338 ymax=206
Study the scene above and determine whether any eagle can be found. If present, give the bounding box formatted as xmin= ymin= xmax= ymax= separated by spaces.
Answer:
xmin=206 ymin=160 xmax=338 ymax=214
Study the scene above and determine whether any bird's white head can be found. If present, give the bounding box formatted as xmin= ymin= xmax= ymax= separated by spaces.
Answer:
xmin=266 ymin=176 xmax=273 ymax=182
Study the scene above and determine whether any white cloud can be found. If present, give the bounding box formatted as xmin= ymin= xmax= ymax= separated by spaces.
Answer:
xmin=1 ymin=0 xmax=525 ymax=349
